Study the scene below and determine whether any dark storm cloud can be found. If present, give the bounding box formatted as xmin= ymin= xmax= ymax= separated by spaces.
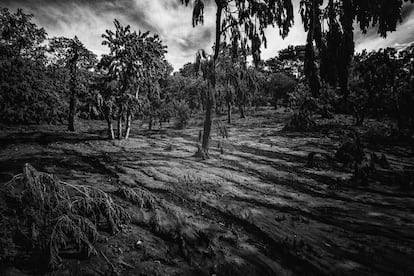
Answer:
xmin=0 ymin=0 xmax=217 ymax=69
xmin=2 ymin=0 xmax=414 ymax=69
xmin=1 ymin=0 xmax=155 ymax=33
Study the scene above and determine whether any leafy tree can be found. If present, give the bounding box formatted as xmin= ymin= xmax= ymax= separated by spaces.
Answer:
xmin=48 ymin=36 xmax=97 ymax=131
xmin=350 ymin=46 xmax=414 ymax=132
xmin=0 ymin=8 xmax=46 ymax=60
xmin=216 ymin=43 xmax=257 ymax=122
xmin=99 ymin=20 xmax=167 ymax=139
xmin=0 ymin=8 xmax=67 ymax=125
xmin=181 ymin=0 xmax=294 ymax=157
xmin=263 ymin=72 xmax=297 ymax=109
xmin=300 ymin=0 xmax=413 ymax=99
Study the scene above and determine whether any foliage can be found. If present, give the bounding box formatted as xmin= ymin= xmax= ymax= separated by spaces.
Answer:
xmin=299 ymin=0 xmax=413 ymax=98
xmin=48 ymin=36 xmax=97 ymax=131
xmin=0 ymin=164 xmax=129 ymax=270
xmin=181 ymin=0 xmax=295 ymax=154
xmin=263 ymin=72 xmax=297 ymax=108
xmin=0 ymin=8 xmax=69 ymax=125
xmin=174 ymin=100 xmax=191 ymax=129
xmin=350 ymin=46 xmax=414 ymax=131
xmin=0 ymin=58 xmax=68 ymax=124
xmin=0 ymin=8 xmax=46 ymax=59
xmin=99 ymin=19 xmax=168 ymax=139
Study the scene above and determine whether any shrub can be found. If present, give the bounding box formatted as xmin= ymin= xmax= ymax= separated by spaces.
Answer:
xmin=174 ymin=100 xmax=191 ymax=129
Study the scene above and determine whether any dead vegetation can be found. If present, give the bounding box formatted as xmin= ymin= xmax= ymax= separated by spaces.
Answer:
xmin=0 ymin=164 xmax=130 ymax=271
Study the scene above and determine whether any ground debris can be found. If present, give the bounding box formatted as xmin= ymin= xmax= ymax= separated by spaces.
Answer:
xmin=0 ymin=164 xmax=130 ymax=273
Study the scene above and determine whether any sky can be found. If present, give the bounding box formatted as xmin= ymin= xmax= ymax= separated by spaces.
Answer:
xmin=1 ymin=0 xmax=414 ymax=70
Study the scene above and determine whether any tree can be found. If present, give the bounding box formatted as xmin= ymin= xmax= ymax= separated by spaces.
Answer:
xmin=48 ymin=36 xmax=97 ymax=131
xmin=350 ymin=46 xmax=414 ymax=131
xmin=300 ymin=0 xmax=414 ymax=100
xmin=0 ymin=8 xmax=46 ymax=60
xmin=300 ymin=0 xmax=323 ymax=98
xmin=0 ymin=8 xmax=68 ymax=125
xmin=99 ymin=20 xmax=167 ymax=139
xmin=181 ymin=0 xmax=294 ymax=157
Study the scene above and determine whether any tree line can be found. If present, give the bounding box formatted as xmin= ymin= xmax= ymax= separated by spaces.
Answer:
xmin=1 ymin=1 xmax=414 ymax=154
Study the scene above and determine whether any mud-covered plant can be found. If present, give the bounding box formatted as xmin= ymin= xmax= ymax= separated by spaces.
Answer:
xmin=0 ymin=164 xmax=130 ymax=270
xmin=115 ymin=186 xmax=157 ymax=210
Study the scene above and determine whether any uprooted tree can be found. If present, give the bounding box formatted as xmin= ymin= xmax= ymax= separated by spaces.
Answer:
xmin=98 ymin=20 xmax=167 ymax=139
xmin=181 ymin=0 xmax=294 ymax=158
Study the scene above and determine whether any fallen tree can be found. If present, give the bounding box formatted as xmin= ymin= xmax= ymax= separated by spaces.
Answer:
xmin=0 ymin=164 xmax=130 ymax=272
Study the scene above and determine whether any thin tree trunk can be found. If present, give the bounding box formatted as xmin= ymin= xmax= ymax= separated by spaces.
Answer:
xmin=202 ymin=82 xmax=214 ymax=150
xmin=239 ymin=105 xmax=245 ymax=119
xmin=68 ymin=91 xmax=76 ymax=131
xmin=68 ymin=47 xmax=79 ymax=132
xmin=227 ymin=101 xmax=231 ymax=124
xmin=107 ymin=119 xmax=115 ymax=140
xmin=102 ymin=102 xmax=114 ymax=140
xmin=338 ymin=0 xmax=355 ymax=99
xmin=124 ymin=113 xmax=132 ymax=139
xmin=117 ymin=116 xmax=123 ymax=139
xmin=148 ymin=115 xmax=153 ymax=131
xmin=305 ymin=0 xmax=321 ymax=99
xmin=200 ymin=1 xmax=222 ymax=154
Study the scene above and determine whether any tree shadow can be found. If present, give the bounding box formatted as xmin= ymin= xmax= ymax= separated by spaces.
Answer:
xmin=0 ymin=131 xmax=107 ymax=147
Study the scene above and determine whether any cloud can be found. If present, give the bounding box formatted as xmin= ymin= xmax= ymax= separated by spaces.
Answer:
xmin=355 ymin=2 xmax=414 ymax=52
xmin=2 ymin=0 xmax=414 ymax=69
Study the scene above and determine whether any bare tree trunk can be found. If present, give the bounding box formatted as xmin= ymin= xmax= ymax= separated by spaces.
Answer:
xmin=68 ymin=91 xmax=76 ymax=131
xmin=124 ymin=113 xmax=132 ymax=139
xmin=202 ymin=82 xmax=214 ymax=151
xmin=102 ymin=101 xmax=114 ymax=140
xmin=117 ymin=116 xmax=123 ymax=139
xmin=338 ymin=0 xmax=355 ymax=99
xmin=199 ymin=2 xmax=222 ymax=154
xmin=273 ymin=96 xmax=278 ymax=110
xmin=68 ymin=49 xmax=78 ymax=132
xmin=148 ymin=115 xmax=153 ymax=131
xmin=304 ymin=0 xmax=321 ymax=98
xmin=227 ymin=101 xmax=231 ymax=124
xmin=107 ymin=119 xmax=115 ymax=140
xmin=239 ymin=105 xmax=245 ymax=119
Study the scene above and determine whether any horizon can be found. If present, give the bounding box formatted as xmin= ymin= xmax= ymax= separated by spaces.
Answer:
xmin=2 ymin=0 xmax=414 ymax=70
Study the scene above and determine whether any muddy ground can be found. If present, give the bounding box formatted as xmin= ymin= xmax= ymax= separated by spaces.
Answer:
xmin=1 ymin=108 xmax=413 ymax=276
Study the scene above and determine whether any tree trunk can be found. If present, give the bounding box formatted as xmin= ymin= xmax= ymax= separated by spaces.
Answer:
xmin=68 ymin=91 xmax=76 ymax=131
xmin=239 ymin=105 xmax=245 ymax=119
xmin=68 ymin=48 xmax=79 ymax=132
xmin=199 ymin=1 xmax=222 ymax=154
xmin=117 ymin=116 xmax=123 ymax=139
xmin=148 ymin=115 xmax=153 ymax=131
xmin=352 ymin=103 xmax=364 ymax=126
xmin=304 ymin=0 xmax=321 ymax=99
xmin=338 ymin=0 xmax=355 ymax=99
xmin=273 ymin=96 xmax=278 ymax=110
xmin=124 ymin=113 xmax=132 ymax=139
xmin=202 ymin=82 xmax=214 ymax=151
xmin=227 ymin=101 xmax=231 ymax=124
xmin=107 ymin=119 xmax=115 ymax=140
